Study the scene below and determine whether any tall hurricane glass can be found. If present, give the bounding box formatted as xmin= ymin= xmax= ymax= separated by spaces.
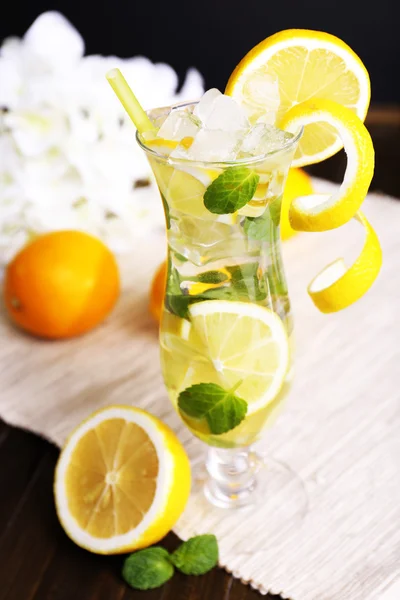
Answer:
xmin=137 ymin=102 xmax=302 ymax=509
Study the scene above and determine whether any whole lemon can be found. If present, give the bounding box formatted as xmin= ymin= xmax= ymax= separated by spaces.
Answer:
xmin=4 ymin=231 xmax=120 ymax=339
xmin=281 ymin=168 xmax=314 ymax=240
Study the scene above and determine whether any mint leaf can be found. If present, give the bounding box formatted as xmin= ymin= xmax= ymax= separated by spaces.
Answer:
xmin=243 ymin=213 xmax=271 ymax=241
xmin=171 ymin=534 xmax=219 ymax=576
xmin=243 ymin=195 xmax=283 ymax=242
xmin=122 ymin=547 xmax=174 ymax=590
xmin=165 ymin=294 xmax=191 ymax=319
xmin=165 ymin=258 xmax=191 ymax=319
xmin=198 ymin=270 xmax=230 ymax=284
xmin=204 ymin=167 xmax=259 ymax=214
xmin=269 ymin=194 xmax=282 ymax=227
xmin=178 ymin=382 xmax=247 ymax=434
xmin=161 ymin=194 xmax=171 ymax=229
xmin=174 ymin=251 xmax=188 ymax=263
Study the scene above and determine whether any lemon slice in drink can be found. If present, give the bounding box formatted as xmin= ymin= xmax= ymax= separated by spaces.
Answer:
xmin=226 ymin=29 xmax=370 ymax=166
xmin=171 ymin=301 xmax=290 ymax=415
xmin=54 ymin=405 xmax=190 ymax=554
xmin=149 ymin=153 xmax=230 ymax=221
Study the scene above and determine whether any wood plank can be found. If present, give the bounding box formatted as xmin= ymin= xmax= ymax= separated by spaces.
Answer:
xmin=0 ymin=423 xmax=47 ymax=535
xmin=0 ymin=423 xmax=276 ymax=599
xmin=0 ymin=447 xmax=60 ymax=600
xmin=0 ymin=420 xmax=10 ymax=448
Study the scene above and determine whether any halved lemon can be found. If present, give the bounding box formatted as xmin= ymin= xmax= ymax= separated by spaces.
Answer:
xmin=54 ymin=405 xmax=190 ymax=554
xmin=226 ymin=29 xmax=371 ymax=166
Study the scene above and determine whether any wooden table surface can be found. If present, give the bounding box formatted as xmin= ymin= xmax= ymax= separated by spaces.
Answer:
xmin=0 ymin=108 xmax=399 ymax=600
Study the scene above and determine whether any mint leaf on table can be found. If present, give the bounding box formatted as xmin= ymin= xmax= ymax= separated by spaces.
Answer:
xmin=171 ymin=535 xmax=219 ymax=576
xmin=204 ymin=167 xmax=259 ymax=214
xmin=122 ymin=547 xmax=174 ymax=590
xmin=178 ymin=382 xmax=247 ymax=434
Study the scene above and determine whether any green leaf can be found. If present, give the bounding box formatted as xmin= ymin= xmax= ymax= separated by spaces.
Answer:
xmin=269 ymin=194 xmax=282 ymax=227
xmin=165 ymin=294 xmax=191 ymax=319
xmin=243 ymin=195 xmax=282 ymax=242
xmin=122 ymin=547 xmax=174 ymax=590
xmin=198 ymin=270 xmax=230 ymax=284
xmin=174 ymin=251 xmax=188 ymax=263
xmin=204 ymin=167 xmax=259 ymax=214
xmin=171 ymin=535 xmax=219 ymax=576
xmin=161 ymin=194 xmax=171 ymax=229
xmin=178 ymin=382 xmax=247 ymax=434
xmin=243 ymin=213 xmax=271 ymax=242
xmin=165 ymin=258 xmax=191 ymax=319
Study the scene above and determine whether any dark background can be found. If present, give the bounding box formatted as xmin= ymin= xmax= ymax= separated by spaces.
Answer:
xmin=2 ymin=0 xmax=399 ymax=103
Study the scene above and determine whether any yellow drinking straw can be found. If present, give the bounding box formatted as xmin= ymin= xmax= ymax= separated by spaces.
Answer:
xmin=106 ymin=68 xmax=154 ymax=133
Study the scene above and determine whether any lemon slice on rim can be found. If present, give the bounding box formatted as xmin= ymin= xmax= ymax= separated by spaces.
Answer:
xmin=226 ymin=29 xmax=370 ymax=166
xmin=54 ymin=405 xmax=190 ymax=554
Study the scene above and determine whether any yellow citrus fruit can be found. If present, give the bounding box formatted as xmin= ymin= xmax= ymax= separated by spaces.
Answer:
xmin=226 ymin=29 xmax=370 ymax=166
xmin=281 ymin=169 xmax=314 ymax=240
xmin=149 ymin=262 xmax=167 ymax=323
xmin=161 ymin=300 xmax=290 ymax=415
xmin=54 ymin=405 xmax=191 ymax=554
xmin=4 ymin=231 xmax=120 ymax=339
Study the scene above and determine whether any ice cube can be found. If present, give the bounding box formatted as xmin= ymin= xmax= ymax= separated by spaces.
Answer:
xmin=240 ymin=123 xmax=294 ymax=157
xmin=187 ymin=129 xmax=242 ymax=161
xmin=169 ymin=142 xmax=191 ymax=160
xmin=242 ymin=70 xmax=280 ymax=125
xmin=240 ymin=123 xmax=274 ymax=154
xmin=202 ymin=95 xmax=250 ymax=132
xmin=193 ymin=88 xmax=222 ymax=122
xmin=157 ymin=109 xmax=200 ymax=141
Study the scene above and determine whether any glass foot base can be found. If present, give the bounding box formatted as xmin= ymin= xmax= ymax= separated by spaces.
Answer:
xmin=194 ymin=448 xmax=308 ymax=513
xmin=187 ymin=448 xmax=309 ymax=555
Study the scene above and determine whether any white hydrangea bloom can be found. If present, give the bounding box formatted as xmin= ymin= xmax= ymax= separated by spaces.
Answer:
xmin=0 ymin=11 xmax=204 ymax=265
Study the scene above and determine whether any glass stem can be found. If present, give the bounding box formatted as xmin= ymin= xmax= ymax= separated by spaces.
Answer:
xmin=204 ymin=447 xmax=260 ymax=508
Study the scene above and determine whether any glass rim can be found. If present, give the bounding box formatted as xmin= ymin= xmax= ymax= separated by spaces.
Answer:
xmin=136 ymin=100 xmax=303 ymax=167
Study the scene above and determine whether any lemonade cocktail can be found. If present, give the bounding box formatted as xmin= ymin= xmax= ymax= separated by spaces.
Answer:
xmin=109 ymin=28 xmax=380 ymax=509
xmin=138 ymin=100 xmax=301 ymax=451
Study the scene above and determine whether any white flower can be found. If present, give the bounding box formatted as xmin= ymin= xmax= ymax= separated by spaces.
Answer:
xmin=0 ymin=11 xmax=204 ymax=266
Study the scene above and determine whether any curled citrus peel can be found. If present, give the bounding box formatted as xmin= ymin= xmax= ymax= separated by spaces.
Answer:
xmin=279 ymin=99 xmax=374 ymax=232
xmin=307 ymin=211 xmax=382 ymax=312
xmin=278 ymin=99 xmax=381 ymax=311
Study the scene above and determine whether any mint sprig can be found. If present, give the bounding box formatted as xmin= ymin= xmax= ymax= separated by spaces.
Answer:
xmin=122 ymin=547 xmax=173 ymax=590
xmin=178 ymin=382 xmax=247 ymax=434
xmin=171 ymin=534 xmax=219 ymax=575
xmin=204 ymin=167 xmax=259 ymax=214
xmin=122 ymin=535 xmax=219 ymax=590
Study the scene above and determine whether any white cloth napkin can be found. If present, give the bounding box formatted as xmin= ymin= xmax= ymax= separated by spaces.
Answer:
xmin=0 ymin=181 xmax=399 ymax=599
